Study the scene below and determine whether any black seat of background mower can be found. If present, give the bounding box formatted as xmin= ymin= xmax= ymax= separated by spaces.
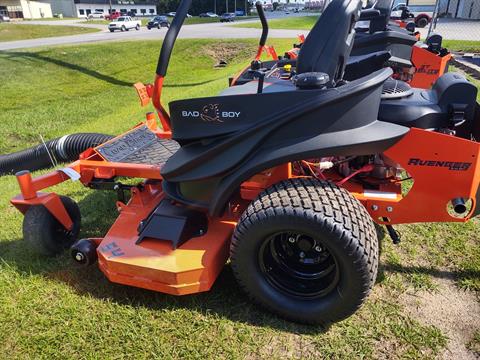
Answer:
xmin=363 ymin=0 xmax=394 ymax=33
xmin=378 ymin=73 xmax=478 ymax=136
xmin=351 ymin=0 xmax=417 ymax=64
xmin=351 ymin=30 xmax=417 ymax=66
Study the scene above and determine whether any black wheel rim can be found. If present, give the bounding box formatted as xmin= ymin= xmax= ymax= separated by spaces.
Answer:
xmin=258 ymin=232 xmax=339 ymax=299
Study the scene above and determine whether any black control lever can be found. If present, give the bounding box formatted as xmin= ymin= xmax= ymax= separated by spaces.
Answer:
xmin=256 ymin=1 xmax=268 ymax=48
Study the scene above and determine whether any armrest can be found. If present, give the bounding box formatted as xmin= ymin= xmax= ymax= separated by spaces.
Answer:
xmin=359 ymin=8 xmax=381 ymax=21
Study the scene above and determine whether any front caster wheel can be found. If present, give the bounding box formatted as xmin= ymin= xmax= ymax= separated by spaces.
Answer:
xmin=230 ymin=179 xmax=379 ymax=325
xmin=71 ymin=239 xmax=97 ymax=266
xmin=23 ymin=196 xmax=81 ymax=256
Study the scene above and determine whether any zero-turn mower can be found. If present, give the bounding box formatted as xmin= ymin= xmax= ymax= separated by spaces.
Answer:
xmin=10 ymin=0 xmax=480 ymax=325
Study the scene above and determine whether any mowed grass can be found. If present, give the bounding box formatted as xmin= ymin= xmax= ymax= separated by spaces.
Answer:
xmin=0 ymin=23 xmax=99 ymax=42
xmin=233 ymin=15 xmax=317 ymax=30
xmin=444 ymin=40 xmax=480 ymax=53
xmin=0 ymin=39 xmax=479 ymax=358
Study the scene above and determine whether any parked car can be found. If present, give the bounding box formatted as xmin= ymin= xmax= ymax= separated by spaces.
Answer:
xmin=391 ymin=3 xmax=432 ymax=28
xmin=105 ymin=11 xmax=121 ymax=21
xmin=108 ymin=16 xmax=141 ymax=32
xmin=0 ymin=15 xmax=10 ymax=22
xmin=166 ymin=12 xmax=191 ymax=18
xmin=199 ymin=12 xmax=218 ymax=17
xmin=88 ymin=12 xmax=105 ymax=19
xmin=220 ymin=13 xmax=235 ymax=22
xmin=147 ymin=15 xmax=169 ymax=29
xmin=235 ymin=10 xmax=245 ymax=16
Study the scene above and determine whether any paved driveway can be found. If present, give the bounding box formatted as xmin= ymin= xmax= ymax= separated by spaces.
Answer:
xmin=0 ymin=20 xmax=305 ymax=51
xmin=418 ymin=18 xmax=480 ymax=42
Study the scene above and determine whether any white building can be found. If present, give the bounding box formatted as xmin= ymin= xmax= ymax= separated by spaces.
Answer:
xmin=0 ymin=0 xmax=53 ymax=19
xmin=74 ymin=0 xmax=157 ymax=17
xmin=444 ymin=0 xmax=480 ymax=19
xmin=44 ymin=0 xmax=76 ymax=17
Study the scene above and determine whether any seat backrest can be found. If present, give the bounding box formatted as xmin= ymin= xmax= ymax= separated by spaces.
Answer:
xmin=375 ymin=0 xmax=394 ymax=23
xmin=296 ymin=0 xmax=362 ymax=87
xmin=368 ymin=0 xmax=394 ymax=32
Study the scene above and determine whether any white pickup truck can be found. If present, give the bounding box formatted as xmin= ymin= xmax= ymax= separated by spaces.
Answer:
xmin=108 ymin=16 xmax=141 ymax=32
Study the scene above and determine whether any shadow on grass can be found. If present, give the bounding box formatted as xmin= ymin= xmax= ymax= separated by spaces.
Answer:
xmin=1 ymin=51 xmax=228 ymax=89
xmin=2 ymin=51 xmax=134 ymax=87
xmin=0 ymin=189 xmax=326 ymax=334
xmin=381 ymin=262 xmax=480 ymax=282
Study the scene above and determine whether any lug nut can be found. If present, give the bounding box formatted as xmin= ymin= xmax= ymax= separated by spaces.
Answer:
xmin=315 ymin=245 xmax=322 ymax=252
xmin=288 ymin=237 xmax=296 ymax=243
xmin=75 ymin=252 xmax=85 ymax=262
xmin=299 ymin=251 xmax=306 ymax=258
xmin=372 ymin=205 xmax=379 ymax=211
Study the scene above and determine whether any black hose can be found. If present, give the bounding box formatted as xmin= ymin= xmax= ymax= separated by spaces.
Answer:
xmin=0 ymin=133 xmax=114 ymax=176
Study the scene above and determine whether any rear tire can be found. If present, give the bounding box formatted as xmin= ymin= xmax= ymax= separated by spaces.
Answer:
xmin=23 ymin=196 xmax=81 ymax=256
xmin=230 ymin=179 xmax=378 ymax=325
xmin=135 ymin=24 xmax=140 ymax=30
xmin=121 ymin=25 xmax=126 ymax=32
xmin=416 ymin=17 xmax=428 ymax=28
xmin=109 ymin=29 xmax=114 ymax=32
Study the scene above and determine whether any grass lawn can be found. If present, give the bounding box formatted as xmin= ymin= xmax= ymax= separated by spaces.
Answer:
xmin=233 ymin=15 xmax=317 ymax=30
xmin=444 ymin=40 xmax=480 ymax=53
xmin=24 ymin=17 xmax=78 ymax=21
xmin=0 ymin=23 xmax=99 ymax=42
xmin=0 ymin=39 xmax=479 ymax=359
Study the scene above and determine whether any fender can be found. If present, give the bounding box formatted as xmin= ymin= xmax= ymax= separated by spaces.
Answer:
xmin=208 ymin=120 xmax=409 ymax=216
xmin=162 ymin=120 xmax=408 ymax=215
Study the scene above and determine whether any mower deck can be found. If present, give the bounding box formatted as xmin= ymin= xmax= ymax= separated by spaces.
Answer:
xmin=96 ymin=183 xmax=237 ymax=295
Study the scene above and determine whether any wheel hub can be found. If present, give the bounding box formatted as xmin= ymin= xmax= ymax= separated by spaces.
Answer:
xmin=258 ymin=232 xmax=339 ymax=299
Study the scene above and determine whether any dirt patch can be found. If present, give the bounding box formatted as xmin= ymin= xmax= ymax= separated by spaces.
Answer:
xmin=400 ymin=276 xmax=480 ymax=360
xmin=202 ymin=42 xmax=251 ymax=64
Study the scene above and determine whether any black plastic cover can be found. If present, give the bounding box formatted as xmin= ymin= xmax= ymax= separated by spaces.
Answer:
xmin=137 ymin=200 xmax=208 ymax=248
xmin=378 ymin=73 xmax=478 ymax=136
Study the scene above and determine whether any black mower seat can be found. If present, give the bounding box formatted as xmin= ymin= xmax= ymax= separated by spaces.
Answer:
xmin=352 ymin=30 xmax=417 ymax=65
xmin=378 ymin=73 xmax=478 ymax=134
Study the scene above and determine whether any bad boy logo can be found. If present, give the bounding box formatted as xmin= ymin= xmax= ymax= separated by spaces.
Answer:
xmin=181 ymin=104 xmax=241 ymax=123
xmin=201 ymin=104 xmax=221 ymax=122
